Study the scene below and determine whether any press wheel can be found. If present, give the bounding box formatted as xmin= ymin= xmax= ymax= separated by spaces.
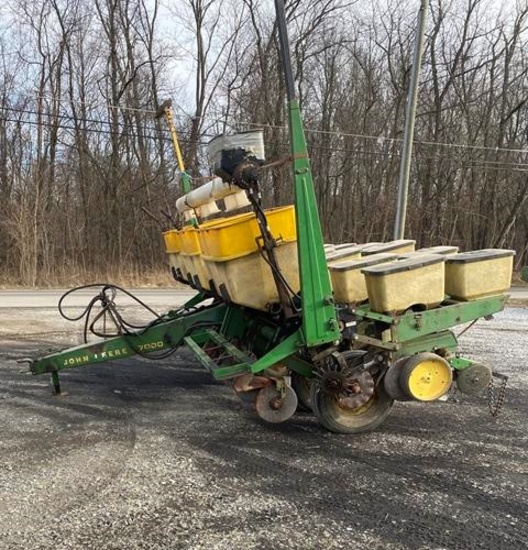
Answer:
xmin=255 ymin=386 xmax=298 ymax=424
xmin=291 ymin=372 xmax=312 ymax=412
xmin=400 ymin=352 xmax=452 ymax=401
xmin=310 ymin=380 xmax=394 ymax=434
xmin=456 ymin=363 xmax=492 ymax=395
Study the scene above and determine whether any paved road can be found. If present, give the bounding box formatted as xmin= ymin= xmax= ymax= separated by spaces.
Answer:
xmin=0 ymin=289 xmax=527 ymax=549
xmin=0 ymin=287 xmax=195 ymax=309
xmin=0 ymin=306 xmax=527 ymax=550
xmin=0 ymin=286 xmax=526 ymax=309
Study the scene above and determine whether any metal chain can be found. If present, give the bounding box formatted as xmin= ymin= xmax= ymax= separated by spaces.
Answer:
xmin=487 ymin=372 xmax=508 ymax=417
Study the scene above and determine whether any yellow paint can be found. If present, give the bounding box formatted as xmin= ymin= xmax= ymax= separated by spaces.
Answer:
xmin=200 ymin=206 xmax=296 ymax=261
xmin=406 ymin=358 xmax=452 ymax=401
xmin=162 ymin=229 xmax=181 ymax=253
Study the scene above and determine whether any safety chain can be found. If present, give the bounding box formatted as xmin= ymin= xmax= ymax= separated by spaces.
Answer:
xmin=487 ymin=372 xmax=508 ymax=417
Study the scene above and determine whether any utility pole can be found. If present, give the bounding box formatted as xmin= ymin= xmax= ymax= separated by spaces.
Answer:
xmin=394 ymin=0 xmax=428 ymax=240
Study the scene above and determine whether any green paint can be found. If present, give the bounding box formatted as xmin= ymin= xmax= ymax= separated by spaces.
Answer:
xmin=281 ymin=354 xmax=314 ymax=377
xmin=448 ymin=356 xmax=476 ymax=371
xmin=30 ymin=303 xmax=227 ymax=375
xmin=397 ymin=330 xmax=458 ymax=358
xmin=353 ymin=295 xmax=507 ymax=345
xmin=390 ymin=295 xmax=507 ymax=342
xmin=250 ymin=331 xmax=302 ymax=374
xmin=288 ymin=100 xmax=339 ymax=347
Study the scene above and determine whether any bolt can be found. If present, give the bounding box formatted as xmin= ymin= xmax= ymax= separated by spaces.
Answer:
xmin=269 ymin=397 xmax=283 ymax=410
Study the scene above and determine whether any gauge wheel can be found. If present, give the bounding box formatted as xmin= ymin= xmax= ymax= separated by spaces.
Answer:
xmin=255 ymin=385 xmax=298 ymax=424
xmin=291 ymin=372 xmax=312 ymax=412
xmin=310 ymin=380 xmax=394 ymax=434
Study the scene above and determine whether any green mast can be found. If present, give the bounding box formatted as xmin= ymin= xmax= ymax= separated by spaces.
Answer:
xmin=274 ymin=0 xmax=339 ymax=346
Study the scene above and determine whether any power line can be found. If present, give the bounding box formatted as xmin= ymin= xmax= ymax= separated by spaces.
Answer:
xmin=32 ymin=94 xmax=528 ymax=156
xmin=0 ymin=105 xmax=176 ymax=137
xmin=3 ymin=109 xmax=528 ymax=172
xmin=35 ymin=95 xmax=159 ymax=116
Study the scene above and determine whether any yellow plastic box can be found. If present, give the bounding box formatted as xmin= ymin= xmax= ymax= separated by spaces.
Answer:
xmin=360 ymin=239 xmax=416 ymax=256
xmin=162 ymin=229 xmax=187 ymax=282
xmin=162 ymin=229 xmax=181 ymax=253
xmin=179 ymin=226 xmax=201 ymax=255
xmin=445 ymin=249 xmax=515 ymax=300
xmin=179 ymin=220 xmax=241 ymax=289
xmin=197 ymin=212 xmax=254 ymax=258
xmin=362 ymin=254 xmax=445 ymax=314
xmin=204 ymin=241 xmax=299 ymax=310
xmin=329 ymin=253 xmax=399 ymax=304
xmin=173 ymin=227 xmax=204 ymax=286
xmin=199 ymin=205 xmax=296 ymax=261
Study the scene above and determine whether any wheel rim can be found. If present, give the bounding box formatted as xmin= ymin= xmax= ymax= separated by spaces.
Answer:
xmin=311 ymin=382 xmax=394 ymax=434
xmin=255 ymin=385 xmax=298 ymax=423
xmin=401 ymin=354 xmax=452 ymax=401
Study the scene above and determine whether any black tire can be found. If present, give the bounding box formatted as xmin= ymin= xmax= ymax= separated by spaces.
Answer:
xmin=310 ymin=381 xmax=394 ymax=434
xmin=291 ymin=372 xmax=312 ymax=412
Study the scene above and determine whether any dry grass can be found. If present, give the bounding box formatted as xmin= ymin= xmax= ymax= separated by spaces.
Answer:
xmin=0 ymin=267 xmax=183 ymax=289
xmin=2 ymin=266 xmax=527 ymax=291
xmin=512 ymin=272 xmax=528 ymax=286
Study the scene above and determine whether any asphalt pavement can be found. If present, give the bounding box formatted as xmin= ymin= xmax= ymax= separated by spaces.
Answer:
xmin=0 ymin=287 xmax=195 ymax=309
xmin=0 ymin=293 xmax=526 ymax=549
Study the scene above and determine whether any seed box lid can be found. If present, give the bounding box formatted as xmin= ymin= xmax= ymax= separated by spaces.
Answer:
xmin=360 ymin=239 xmax=416 ymax=255
xmin=445 ymin=249 xmax=515 ymax=264
xmin=328 ymin=253 xmax=399 ymax=272
xmin=361 ymin=254 xmax=445 ymax=277
xmin=326 ymin=246 xmax=363 ymax=262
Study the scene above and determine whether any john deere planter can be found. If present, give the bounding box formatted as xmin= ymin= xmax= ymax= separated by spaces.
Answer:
xmin=23 ymin=0 xmax=514 ymax=434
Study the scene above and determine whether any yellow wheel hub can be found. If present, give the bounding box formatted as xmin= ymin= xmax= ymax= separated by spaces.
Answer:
xmin=400 ymin=353 xmax=453 ymax=401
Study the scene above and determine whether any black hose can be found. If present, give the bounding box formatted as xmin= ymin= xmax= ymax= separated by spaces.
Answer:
xmin=58 ymin=283 xmax=164 ymax=342
xmin=57 ymin=284 xmax=221 ymax=362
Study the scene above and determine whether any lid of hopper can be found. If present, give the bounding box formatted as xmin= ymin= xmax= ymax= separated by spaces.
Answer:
xmin=360 ymin=239 xmax=416 ymax=255
xmin=326 ymin=246 xmax=363 ymax=261
xmin=445 ymin=249 xmax=515 ymax=264
xmin=362 ymin=254 xmax=445 ymax=276
xmin=329 ymin=253 xmax=399 ymax=272
xmin=416 ymin=245 xmax=459 ymax=255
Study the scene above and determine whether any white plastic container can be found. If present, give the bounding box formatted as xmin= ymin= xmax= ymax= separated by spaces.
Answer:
xmin=208 ymin=130 xmax=265 ymax=169
xmin=445 ymin=249 xmax=515 ymax=300
xmin=204 ymin=242 xmax=299 ymax=310
xmin=362 ymin=254 xmax=446 ymax=314
xmin=329 ymin=253 xmax=399 ymax=304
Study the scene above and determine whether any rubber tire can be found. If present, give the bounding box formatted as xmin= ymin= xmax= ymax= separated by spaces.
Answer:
xmin=291 ymin=372 xmax=312 ymax=412
xmin=310 ymin=381 xmax=394 ymax=434
xmin=383 ymin=358 xmax=413 ymax=401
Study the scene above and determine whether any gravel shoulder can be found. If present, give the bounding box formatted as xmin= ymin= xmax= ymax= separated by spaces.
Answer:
xmin=0 ymin=303 xmax=527 ymax=550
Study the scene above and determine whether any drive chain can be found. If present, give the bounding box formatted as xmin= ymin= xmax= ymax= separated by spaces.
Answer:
xmin=487 ymin=372 xmax=508 ymax=417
